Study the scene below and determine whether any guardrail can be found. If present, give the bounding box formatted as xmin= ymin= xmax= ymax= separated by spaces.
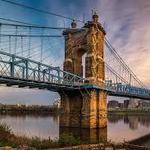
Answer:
xmin=106 ymin=80 xmax=150 ymax=99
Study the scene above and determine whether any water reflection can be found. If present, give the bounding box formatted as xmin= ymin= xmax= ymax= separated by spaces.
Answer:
xmin=0 ymin=113 xmax=150 ymax=143
xmin=108 ymin=114 xmax=150 ymax=142
xmin=108 ymin=114 xmax=150 ymax=130
xmin=0 ymin=113 xmax=59 ymax=139
xmin=59 ymin=114 xmax=107 ymax=143
xmin=59 ymin=127 xmax=107 ymax=143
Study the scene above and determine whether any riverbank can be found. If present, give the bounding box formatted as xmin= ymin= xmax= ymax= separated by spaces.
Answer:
xmin=129 ymin=133 xmax=150 ymax=148
xmin=1 ymin=144 xmax=150 ymax=150
xmin=0 ymin=143 xmax=149 ymax=150
xmin=50 ymin=143 xmax=149 ymax=150
xmin=0 ymin=104 xmax=60 ymax=114
xmin=0 ymin=123 xmax=81 ymax=149
xmin=108 ymin=109 xmax=150 ymax=115
xmin=0 ymin=123 xmax=149 ymax=150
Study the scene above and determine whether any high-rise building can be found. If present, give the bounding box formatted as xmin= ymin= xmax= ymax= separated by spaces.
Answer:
xmin=124 ymin=100 xmax=130 ymax=108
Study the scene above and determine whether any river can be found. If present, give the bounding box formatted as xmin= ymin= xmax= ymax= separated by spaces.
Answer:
xmin=0 ymin=113 xmax=150 ymax=146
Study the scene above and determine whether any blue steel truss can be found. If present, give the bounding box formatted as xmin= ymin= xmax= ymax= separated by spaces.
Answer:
xmin=80 ymin=81 xmax=150 ymax=100
xmin=0 ymin=50 xmax=86 ymax=91
xmin=0 ymin=50 xmax=150 ymax=100
xmin=106 ymin=80 xmax=150 ymax=100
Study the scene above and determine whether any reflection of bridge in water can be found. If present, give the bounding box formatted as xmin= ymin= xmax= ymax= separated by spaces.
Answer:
xmin=59 ymin=114 xmax=150 ymax=144
xmin=59 ymin=126 xmax=107 ymax=144
xmin=108 ymin=114 xmax=150 ymax=129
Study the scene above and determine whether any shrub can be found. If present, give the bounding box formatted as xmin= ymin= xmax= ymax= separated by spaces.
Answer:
xmin=0 ymin=123 xmax=11 ymax=133
xmin=58 ymin=133 xmax=81 ymax=147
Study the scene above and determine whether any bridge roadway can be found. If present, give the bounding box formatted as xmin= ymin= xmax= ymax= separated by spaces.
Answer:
xmin=0 ymin=50 xmax=150 ymax=100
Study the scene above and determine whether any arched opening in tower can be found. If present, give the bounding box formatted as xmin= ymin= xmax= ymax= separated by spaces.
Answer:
xmin=82 ymin=53 xmax=87 ymax=78
xmin=75 ymin=48 xmax=87 ymax=77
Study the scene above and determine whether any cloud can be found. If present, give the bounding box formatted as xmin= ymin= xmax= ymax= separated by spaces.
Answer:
xmin=96 ymin=0 xmax=150 ymax=87
xmin=0 ymin=0 xmax=150 ymax=105
xmin=0 ymin=86 xmax=59 ymax=105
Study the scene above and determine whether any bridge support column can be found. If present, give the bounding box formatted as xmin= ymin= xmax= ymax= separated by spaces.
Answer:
xmin=81 ymin=90 xmax=107 ymax=128
xmin=98 ymin=91 xmax=107 ymax=128
xmin=59 ymin=90 xmax=107 ymax=128
xmin=59 ymin=90 xmax=82 ymax=127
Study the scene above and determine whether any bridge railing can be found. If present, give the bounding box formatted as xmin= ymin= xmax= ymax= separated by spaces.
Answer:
xmin=0 ymin=50 xmax=86 ymax=86
xmin=0 ymin=50 xmax=149 ymax=98
xmin=105 ymin=80 xmax=150 ymax=99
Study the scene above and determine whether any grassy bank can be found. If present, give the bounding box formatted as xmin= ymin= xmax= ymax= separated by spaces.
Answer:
xmin=0 ymin=105 xmax=60 ymax=115
xmin=0 ymin=123 xmax=90 ymax=149
xmin=108 ymin=109 xmax=150 ymax=115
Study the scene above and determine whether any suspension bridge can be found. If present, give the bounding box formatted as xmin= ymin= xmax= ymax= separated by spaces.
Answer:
xmin=0 ymin=0 xmax=150 ymax=128
xmin=0 ymin=22 xmax=149 ymax=99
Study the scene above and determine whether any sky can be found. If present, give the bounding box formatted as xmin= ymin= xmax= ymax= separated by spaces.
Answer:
xmin=0 ymin=0 xmax=150 ymax=105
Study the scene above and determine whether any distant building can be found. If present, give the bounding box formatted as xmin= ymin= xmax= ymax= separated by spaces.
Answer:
xmin=124 ymin=100 xmax=129 ymax=108
xmin=108 ymin=100 xmax=119 ymax=109
xmin=108 ymin=99 xmax=150 ymax=110
xmin=128 ymin=98 xmax=140 ymax=108
xmin=119 ymin=103 xmax=124 ymax=109
xmin=0 ymin=103 xmax=3 ymax=109
xmin=138 ymin=101 xmax=150 ymax=109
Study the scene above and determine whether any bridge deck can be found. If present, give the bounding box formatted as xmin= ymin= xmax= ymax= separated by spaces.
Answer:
xmin=80 ymin=85 xmax=150 ymax=100
xmin=0 ymin=50 xmax=149 ymax=100
xmin=0 ymin=75 xmax=150 ymax=100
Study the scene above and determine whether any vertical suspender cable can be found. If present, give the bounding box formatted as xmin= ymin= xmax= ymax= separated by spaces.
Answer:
xmin=14 ymin=26 xmax=18 ymax=54
xmin=0 ymin=24 xmax=1 ymax=49
xmin=28 ymin=27 xmax=31 ymax=57
xmin=21 ymin=36 xmax=23 ymax=56
xmin=9 ymin=35 xmax=11 ymax=53
xmin=40 ymin=29 xmax=44 ymax=62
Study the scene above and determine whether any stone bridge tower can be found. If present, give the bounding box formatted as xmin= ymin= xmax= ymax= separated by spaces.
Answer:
xmin=60 ymin=12 xmax=107 ymax=128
